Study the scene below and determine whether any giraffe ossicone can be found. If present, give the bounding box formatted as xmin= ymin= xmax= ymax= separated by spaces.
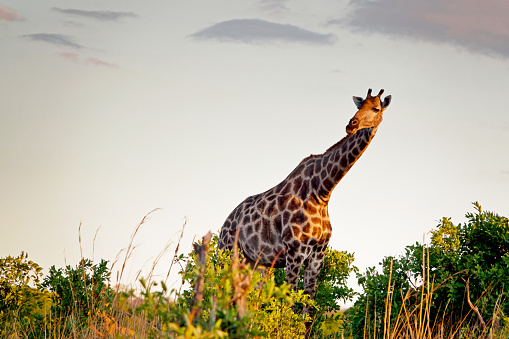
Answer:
xmin=218 ymin=88 xmax=392 ymax=301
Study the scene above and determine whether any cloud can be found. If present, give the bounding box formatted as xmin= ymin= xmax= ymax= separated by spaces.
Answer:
xmin=260 ymin=0 xmax=290 ymax=15
xmin=23 ymin=33 xmax=82 ymax=49
xmin=190 ymin=19 xmax=336 ymax=45
xmin=85 ymin=57 xmax=119 ymax=68
xmin=58 ymin=51 xmax=80 ymax=62
xmin=52 ymin=7 xmax=138 ymax=21
xmin=0 ymin=5 xmax=21 ymax=21
xmin=57 ymin=52 xmax=119 ymax=68
xmin=336 ymin=0 xmax=509 ymax=58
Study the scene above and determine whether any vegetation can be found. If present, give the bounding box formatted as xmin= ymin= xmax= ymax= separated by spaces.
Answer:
xmin=0 ymin=202 xmax=507 ymax=338
xmin=346 ymin=202 xmax=509 ymax=338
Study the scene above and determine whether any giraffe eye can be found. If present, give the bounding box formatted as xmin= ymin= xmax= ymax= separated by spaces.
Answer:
xmin=373 ymin=108 xmax=380 ymax=113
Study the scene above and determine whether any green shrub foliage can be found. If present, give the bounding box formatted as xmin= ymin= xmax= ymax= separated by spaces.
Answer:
xmin=347 ymin=202 xmax=509 ymax=338
xmin=41 ymin=258 xmax=114 ymax=333
xmin=0 ymin=252 xmax=52 ymax=338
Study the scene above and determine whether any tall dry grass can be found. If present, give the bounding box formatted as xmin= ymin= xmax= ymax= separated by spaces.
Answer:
xmin=358 ymin=246 xmax=508 ymax=339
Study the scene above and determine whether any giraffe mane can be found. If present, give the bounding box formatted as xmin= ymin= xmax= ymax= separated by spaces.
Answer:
xmin=299 ymin=133 xmax=351 ymax=164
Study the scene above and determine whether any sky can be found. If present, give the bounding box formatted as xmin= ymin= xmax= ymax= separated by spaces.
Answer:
xmin=1 ymin=0 xmax=509 ymax=293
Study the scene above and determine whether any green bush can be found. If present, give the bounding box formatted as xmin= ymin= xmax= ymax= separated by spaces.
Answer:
xmin=273 ymin=247 xmax=357 ymax=337
xmin=0 ymin=252 xmax=53 ymax=338
xmin=137 ymin=233 xmax=315 ymax=338
xmin=41 ymin=258 xmax=114 ymax=334
xmin=347 ymin=202 xmax=509 ymax=338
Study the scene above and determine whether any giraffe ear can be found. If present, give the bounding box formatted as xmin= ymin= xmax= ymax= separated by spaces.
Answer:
xmin=353 ymin=96 xmax=364 ymax=109
xmin=382 ymin=95 xmax=392 ymax=109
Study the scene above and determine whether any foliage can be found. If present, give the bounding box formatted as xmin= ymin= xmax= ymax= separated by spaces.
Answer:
xmin=6 ymin=203 xmax=508 ymax=338
xmin=254 ymin=286 xmax=312 ymax=338
xmin=41 ymin=258 xmax=114 ymax=333
xmin=273 ymin=247 xmax=357 ymax=337
xmin=151 ymin=233 xmax=314 ymax=338
xmin=346 ymin=202 xmax=509 ymax=338
xmin=0 ymin=252 xmax=53 ymax=338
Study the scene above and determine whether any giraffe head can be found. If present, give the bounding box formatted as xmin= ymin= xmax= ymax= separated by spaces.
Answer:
xmin=346 ymin=88 xmax=391 ymax=135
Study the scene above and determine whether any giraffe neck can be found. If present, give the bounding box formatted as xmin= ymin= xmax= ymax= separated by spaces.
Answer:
xmin=298 ymin=127 xmax=377 ymax=204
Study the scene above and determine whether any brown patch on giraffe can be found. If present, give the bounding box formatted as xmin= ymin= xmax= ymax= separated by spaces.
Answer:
xmin=358 ymin=138 xmax=368 ymax=151
xmin=320 ymin=169 xmax=327 ymax=180
xmin=330 ymin=165 xmax=339 ymax=178
xmin=300 ymin=233 xmax=310 ymax=242
xmin=323 ymin=178 xmax=334 ymax=190
xmin=251 ymin=234 xmax=259 ymax=250
xmin=265 ymin=201 xmax=277 ymax=216
xmin=234 ymin=207 xmax=242 ymax=219
xmin=254 ymin=221 xmax=261 ymax=233
xmin=310 ymin=176 xmax=320 ymax=192
xmin=267 ymin=194 xmax=277 ymax=201
xmin=239 ymin=228 xmax=246 ymax=241
xmin=292 ymin=225 xmax=301 ymax=238
xmin=282 ymin=210 xmax=291 ymax=222
xmin=348 ymin=152 xmax=356 ymax=163
xmin=311 ymin=217 xmax=321 ymax=225
xmin=246 ymin=224 xmax=253 ymax=234
xmin=291 ymin=239 xmax=301 ymax=249
xmin=298 ymin=182 xmax=309 ymax=201
xmin=261 ymin=223 xmax=272 ymax=243
xmin=290 ymin=211 xmax=305 ymax=224
xmin=280 ymin=183 xmax=291 ymax=195
xmin=314 ymin=161 xmax=322 ymax=174
xmin=282 ymin=227 xmax=293 ymax=242
xmin=352 ymin=146 xmax=360 ymax=157
xmin=313 ymin=227 xmax=322 ymax=239
xmin=339 ymin=155 xmax=348 ymax=168
xmin=287 ymin=197 xmax=300 ymax=211
xmin=243 ymin=215 xmax=251 ymax=224
xmin=311 ymin=226 xmax=319 ymax=237
xmin=274 ymin=215 xmax=282 ymax=233
xmin=293 ymin=176 xmax=303 ymax=192
xmin=262 ymin=218 xmax=270 ymax=229
xmin=304 ymin=202 xmax=318 ymax=215
xmin=334 ymin=152 xmax=340 ymax=163
xmin=304 ymin=164 xmax=314 ymax=177
xmin=302 ymin=222 xmax=311 ymax=234
xmin=229 ymin=221 xmax=238 ymax=234
xmin=277 ymin=195 xmax=291 ymax=207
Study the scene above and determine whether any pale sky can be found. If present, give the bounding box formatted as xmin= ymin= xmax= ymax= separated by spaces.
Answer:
xmin=1 ymin=1 xmax=509 ymax=291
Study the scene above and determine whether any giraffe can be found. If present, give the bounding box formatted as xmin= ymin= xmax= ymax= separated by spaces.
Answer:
xmin=218 ymin=88 xmax=391 ymax=301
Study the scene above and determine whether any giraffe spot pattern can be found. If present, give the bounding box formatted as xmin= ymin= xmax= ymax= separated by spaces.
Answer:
xmin=288 ymin=197 xmax=300 ymax=211
xmin=304 ymin=203 xmax=317 ymax=215
xmin=340 ymin=156 xmax=348 ymax=168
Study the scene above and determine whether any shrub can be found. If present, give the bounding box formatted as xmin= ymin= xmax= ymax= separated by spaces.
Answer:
xmin=0 ymin=252 xmax=53 ymax=338
xmin=346 ymin=202 xmax=509 ymax=338
xmin=137 ymin=232 xmax=315 ymax=338
xmin=41 ymin=258 xmax=114 ymax=335
xmin=273 ymin=247 xmax=357 ymax=337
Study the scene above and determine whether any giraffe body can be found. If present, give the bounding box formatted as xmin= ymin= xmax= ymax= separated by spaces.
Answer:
xmin=218 ymin=89 xmax=391 ymax=300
